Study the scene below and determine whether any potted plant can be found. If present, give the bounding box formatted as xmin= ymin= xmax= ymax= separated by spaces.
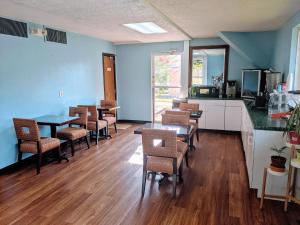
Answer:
xmin=284 ymin=104 xmax=300 ymax=144
xmin=270 ymin=145 xmax=288 ymax=172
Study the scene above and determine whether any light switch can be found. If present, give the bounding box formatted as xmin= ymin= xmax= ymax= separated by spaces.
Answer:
xmin=59 ymin=90 xmax=64 ymax=97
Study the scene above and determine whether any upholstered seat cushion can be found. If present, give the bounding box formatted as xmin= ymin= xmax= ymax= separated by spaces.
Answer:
xmin=146 ymin=152 xmax=184 ymax=174
xmin=87 ymin=120 xmax=107 ymax=131
xmin=20 ymin=137 xmax=60 ymax=153
xmin=103 ymin=116 xmax=116 ymax=125
xmin=57 ymin=127 xmax=87 ymax=140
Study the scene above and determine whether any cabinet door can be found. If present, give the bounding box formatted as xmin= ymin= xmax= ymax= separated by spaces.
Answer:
xmin=206 ymin=105 xmax=225 ymax=130
xmin=225 ymin=106 xmax=242 ymax=131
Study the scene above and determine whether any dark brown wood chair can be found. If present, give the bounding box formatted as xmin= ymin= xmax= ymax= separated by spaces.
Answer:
xmin=13 ymin=118 xmax=61 ymax=174
xmin=141 ymin=128 xmax=187 ymax=198
xmin=57 ymin=107 xmax=90 ymax=156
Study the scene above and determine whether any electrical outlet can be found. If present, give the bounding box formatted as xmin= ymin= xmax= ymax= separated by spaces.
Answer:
xmin=59 ymin=90 xmax=64 ymax=97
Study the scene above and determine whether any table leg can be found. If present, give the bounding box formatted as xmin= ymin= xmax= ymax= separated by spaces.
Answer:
xmin=50 ymin=125 xmax=57 ymax=138
xmin=50 ymin=125 xmax=68 ymax=162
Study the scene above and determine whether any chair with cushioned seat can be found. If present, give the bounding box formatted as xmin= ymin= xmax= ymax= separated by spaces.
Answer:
xmin=179 ymin=102 xmax=200 ymax=141
xmin=141 ymin=129 xmax=187 ymax=198
xmin=161 ymin=113 xmax=190 ymax=166
xmin=57 ymin=107 xmax=90 ymax=156
xmin=13 ymin=118 xmax=61 ymax=174
xmin=100 ymin=100 xmax=117 ymax=134
xmin=78 ymin=105 xmax=108 ymax=145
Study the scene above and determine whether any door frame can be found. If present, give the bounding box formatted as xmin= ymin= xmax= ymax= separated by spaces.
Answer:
xmin=102 ymin=53 xmax=117 ymax=100
xmin=151 ymin=52 xmax=183 ymax=122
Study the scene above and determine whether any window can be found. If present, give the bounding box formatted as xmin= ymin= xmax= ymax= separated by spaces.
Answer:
xmin=191 ymin=55 xmax=207 ymax=85
xmin=152 ymin=53 xmax=182 ymax=121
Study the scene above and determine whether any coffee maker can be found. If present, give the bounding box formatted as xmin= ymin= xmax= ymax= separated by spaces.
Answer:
xmin=226 ymin=80 xmax=237 ymax=98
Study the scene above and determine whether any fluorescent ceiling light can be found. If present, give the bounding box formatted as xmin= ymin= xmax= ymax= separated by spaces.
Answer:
xmin=123 ymin=22 xmax=167 ymax=34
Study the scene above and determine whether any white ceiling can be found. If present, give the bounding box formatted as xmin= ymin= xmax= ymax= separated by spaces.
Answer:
xmin=0 ymin=0 xmax=300 ymax=44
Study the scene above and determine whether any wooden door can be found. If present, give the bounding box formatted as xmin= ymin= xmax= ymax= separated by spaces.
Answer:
xmin=103 ymin=53 xmax=116 ymax=101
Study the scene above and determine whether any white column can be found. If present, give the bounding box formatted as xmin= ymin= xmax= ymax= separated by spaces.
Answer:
xmin=181 ymin=40 xmax=189 ymax=98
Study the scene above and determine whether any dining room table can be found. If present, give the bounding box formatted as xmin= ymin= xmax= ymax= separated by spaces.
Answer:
xmin=35 ymin=115 xmax=80 ymax=161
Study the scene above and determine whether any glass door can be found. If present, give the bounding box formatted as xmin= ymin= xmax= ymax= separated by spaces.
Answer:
xmin=152 ymin=53 xmax=182 ymax=122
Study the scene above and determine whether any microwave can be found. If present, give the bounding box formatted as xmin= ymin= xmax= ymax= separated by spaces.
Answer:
xmin=189 ymin=86 xmax=219 ymax=98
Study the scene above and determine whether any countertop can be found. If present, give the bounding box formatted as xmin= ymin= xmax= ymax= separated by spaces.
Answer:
xmin=187 ymin=96 xmax=287 ymax=131
xmin=244 ymin=101 xmax=287 ymax=131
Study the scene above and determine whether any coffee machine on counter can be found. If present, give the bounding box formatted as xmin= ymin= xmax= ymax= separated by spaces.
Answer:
xmin=226 ymin=80 xmax=237 ymax=98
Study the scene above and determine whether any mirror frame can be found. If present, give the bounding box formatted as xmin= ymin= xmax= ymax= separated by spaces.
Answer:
xmin=188 ymin=44 xmax=229 ymax=87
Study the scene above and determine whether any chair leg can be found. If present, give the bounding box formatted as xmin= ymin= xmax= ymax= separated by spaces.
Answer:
xmin=96 ymin=129 xmax=99 ymax=145
xmin=179 ymin=162 xmax=183 ymax=183
xmin=172 ymin=158 xmax=177 ymax=198
xmin=172 ymin=173 xmax=177 ymax=198
xmin=57 ymin=147 xmax=62 ymax=163
xmin=18 ymin=151 xmax=23 ymax=162
xmin=185 ymin=151 xmax=189 ymax=168
xmin=36 ymin=153 xmax=42 ymax=174
xmin=114 ymin=123 xmax=118 ymax=133
xmin=70 ymin=140 xmax=75 ymax=156
xmin=85 ymin=135 xmax=90 ymax=149
xmin=196 ymin=129 xmax=199 ymax=142
xmin=142 ymin=155 xmax=147 ymax=197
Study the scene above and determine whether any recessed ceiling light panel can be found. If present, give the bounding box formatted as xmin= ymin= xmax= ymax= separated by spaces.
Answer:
xmin=123 ymin=22 xmax=167 ymax=34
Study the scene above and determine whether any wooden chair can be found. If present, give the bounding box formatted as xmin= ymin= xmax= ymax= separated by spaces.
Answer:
xmin=179 ymin=103 xmax=200 ymax=141
xmin=57 ymin=107 xmax=90 ymax=156
xmin=141 ymin=129 xmax=187 ymax=197
xmin=13 ymin=118 xmax=61 ymax=174
xmin=78 ymin=105 xmax=108 ymax=145
xmin=100 ymin=100 xmax=118 ymax=134
xmin=161 ymin=113 xmax=190 ymax=167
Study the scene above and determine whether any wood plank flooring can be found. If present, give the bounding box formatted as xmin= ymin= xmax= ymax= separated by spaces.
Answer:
xmin=0 ymin=124 xmax=299 ymax=225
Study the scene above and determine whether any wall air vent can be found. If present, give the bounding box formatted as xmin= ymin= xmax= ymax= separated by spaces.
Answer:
xmin=46 ymin=28 xmax=67 ymax=44
xmin=0 ymin=17 xmax=28 ymax=38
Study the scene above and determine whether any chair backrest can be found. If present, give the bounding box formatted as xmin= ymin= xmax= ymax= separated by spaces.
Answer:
xmin=13 ymin=118 xmax=40 ymax=142
xmin=179 ymin=103 xmax=199 ymax=112
xmin=161 ymin=113 xmax=190 ymax=126
xmin=165 ymin=110 xmax=191 ymax=116
xmin=101 ymin=100 xmax=117 ymax=116
xmin=142 ymin=129 xmax=178 ymax=158
xmin=78 ymin=105 xmax=98 ymax=122
xmin=69 ymin=107 xmax=88 ymax=127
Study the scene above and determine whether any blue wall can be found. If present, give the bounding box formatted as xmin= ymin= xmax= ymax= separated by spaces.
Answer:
xmin=0 ymin=24 xmax=115 ymax=168
xmin=116 ymin=41 xmax=183 ymax=121
xmin=272 ymin=10 xmax=300 ymax=79
xmin=207 ymin=55 xmax=224 ymax=84
xmin=219 ymin=31 xmax=276 ymax=69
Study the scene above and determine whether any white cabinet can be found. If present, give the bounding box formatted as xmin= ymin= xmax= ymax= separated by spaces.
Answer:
xmin=206 ymin=106 xmax=225 ymax=130
xmin=188 ymin=99 xmax=242 ymax=131
xmin=225 ymin=106 xmax=242 ymax=131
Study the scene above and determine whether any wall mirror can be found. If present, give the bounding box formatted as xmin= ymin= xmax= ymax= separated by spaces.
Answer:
xmin=189 ymin=45 xmax=229 ymax=87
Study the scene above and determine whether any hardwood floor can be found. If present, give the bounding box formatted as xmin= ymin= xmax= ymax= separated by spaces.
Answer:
xmin=0 ymin=124 xmax=299 ymax=225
